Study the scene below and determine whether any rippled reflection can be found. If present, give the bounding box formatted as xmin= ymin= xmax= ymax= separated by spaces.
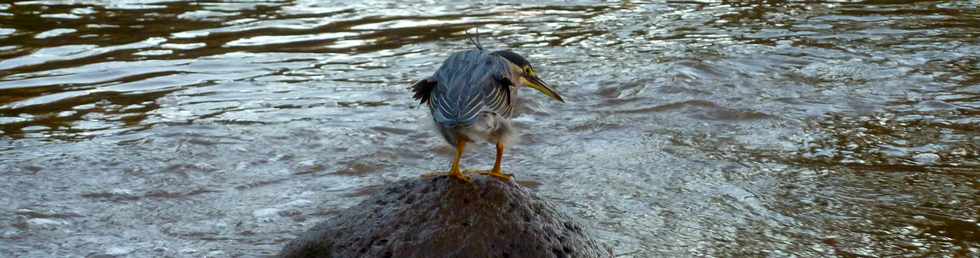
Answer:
xmin=0 ymin=1 xmax=977 ymax=257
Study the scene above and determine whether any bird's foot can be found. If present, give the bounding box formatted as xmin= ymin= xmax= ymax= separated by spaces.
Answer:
xmin=480 ymin=170 xmax=513 ymax=182
xmin=421 ymin=170 xmax=475 ymax=183
xmin=448 ymin=170 xmax=473 ymax=183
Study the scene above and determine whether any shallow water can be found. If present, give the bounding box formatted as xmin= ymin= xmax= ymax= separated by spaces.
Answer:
xmin=1 ymin=0 xmax=977 ymax=257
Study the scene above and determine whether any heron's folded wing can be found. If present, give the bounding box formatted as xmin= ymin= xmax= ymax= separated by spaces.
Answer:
xmin=482 ymin=75 xmax=513 ymax=117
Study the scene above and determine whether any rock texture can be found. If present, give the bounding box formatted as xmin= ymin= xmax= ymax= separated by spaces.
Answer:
xmin=280 ymin=174 xmax=612 ymax=258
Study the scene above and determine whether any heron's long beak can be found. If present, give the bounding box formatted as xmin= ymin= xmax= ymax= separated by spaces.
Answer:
xmin=524 ymin=75 xmax=564 ymax=103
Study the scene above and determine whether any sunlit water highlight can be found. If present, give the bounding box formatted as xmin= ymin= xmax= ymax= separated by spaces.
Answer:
xmin=0 ymin=1 xmax=977 ymax=257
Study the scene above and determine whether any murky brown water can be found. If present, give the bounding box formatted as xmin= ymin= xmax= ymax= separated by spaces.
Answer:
xmin=1 ymin=1 xmax=977 ymax=257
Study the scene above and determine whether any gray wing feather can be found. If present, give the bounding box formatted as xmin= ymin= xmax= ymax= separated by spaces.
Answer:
xmin=428 ymin=50 xmax=516 ymax=127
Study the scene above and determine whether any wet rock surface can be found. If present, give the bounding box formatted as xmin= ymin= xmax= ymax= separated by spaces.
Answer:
xmin=280 ymin=174 xmax=612 ymax=258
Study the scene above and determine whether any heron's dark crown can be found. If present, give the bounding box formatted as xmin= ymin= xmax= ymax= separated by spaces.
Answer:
xmin=491 ymin=50 xmax=531 ymax=68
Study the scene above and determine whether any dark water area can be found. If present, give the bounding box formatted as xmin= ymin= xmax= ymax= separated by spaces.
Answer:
xmin=0 ymin=0 xmax=977 ymax=257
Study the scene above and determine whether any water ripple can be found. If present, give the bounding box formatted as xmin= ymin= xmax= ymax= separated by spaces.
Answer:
xmin=0 ymin=1 xmax=977 ymax=257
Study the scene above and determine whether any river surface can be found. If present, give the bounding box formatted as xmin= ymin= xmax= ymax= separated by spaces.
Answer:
xmin=1 ymin=1 xmax=977 ymax=257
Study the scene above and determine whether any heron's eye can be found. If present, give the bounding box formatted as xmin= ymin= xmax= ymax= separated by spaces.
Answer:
xmin=524 ymin=67 xmax=534 ymax=75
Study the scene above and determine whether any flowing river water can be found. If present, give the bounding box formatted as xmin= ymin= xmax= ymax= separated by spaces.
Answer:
xmin=0 ymin=1 xmax=977 ymax=257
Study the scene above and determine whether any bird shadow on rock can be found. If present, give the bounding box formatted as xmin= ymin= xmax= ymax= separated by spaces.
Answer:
xmin=279 ymin=173 xmax=613 ymax=258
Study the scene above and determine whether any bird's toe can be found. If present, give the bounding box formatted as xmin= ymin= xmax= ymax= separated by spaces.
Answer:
xmin=449 ymin=172 xmax=473 ymax=183
xmin=480 ymin=171 xmax=513 ymax=182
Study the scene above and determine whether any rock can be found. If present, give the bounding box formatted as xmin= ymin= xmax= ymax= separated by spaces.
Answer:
xmin=280 ymin=174 xmax=612 ymax=258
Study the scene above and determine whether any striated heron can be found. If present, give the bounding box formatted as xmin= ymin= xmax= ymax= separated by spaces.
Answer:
xmin=410 ymin=37 xmax=564 ymax=183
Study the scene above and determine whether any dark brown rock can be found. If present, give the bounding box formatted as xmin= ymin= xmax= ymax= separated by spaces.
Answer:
xmin=280 ymin=174 xmax=612 ymax=258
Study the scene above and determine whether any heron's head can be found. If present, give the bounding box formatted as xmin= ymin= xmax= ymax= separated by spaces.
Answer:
xmin=492 ymin=50 xmax=564 ymax=103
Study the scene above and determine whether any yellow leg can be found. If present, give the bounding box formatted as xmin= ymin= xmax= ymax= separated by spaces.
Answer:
xmin=482 ymin=142 xmax=513 ymax=181
xmin=449 ymin=141 xmax=472 ymax=183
